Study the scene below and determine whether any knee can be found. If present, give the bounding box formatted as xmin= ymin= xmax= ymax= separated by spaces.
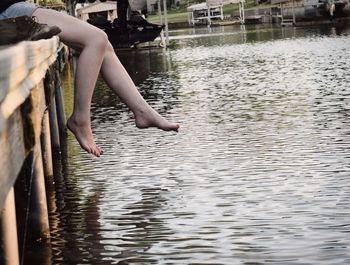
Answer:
xmin=92 ymin=29 xmax=109 ymax=53
xmin=106 ymin=41 xmax=115 ymax=53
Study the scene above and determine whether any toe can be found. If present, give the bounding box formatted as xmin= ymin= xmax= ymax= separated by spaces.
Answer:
xmin=93 ymin=146 xmax=100 ymax=157
xmin=98 ymin=147 xmax=104 ymax=155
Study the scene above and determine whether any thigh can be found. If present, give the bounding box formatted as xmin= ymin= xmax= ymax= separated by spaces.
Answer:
xmin=32 ymin=8 xmax=105 ymax=49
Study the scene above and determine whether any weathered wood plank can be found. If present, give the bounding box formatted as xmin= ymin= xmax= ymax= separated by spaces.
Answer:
xmin=0 ymin=110 xmax=26 ymax=211
xmin=30 ymin=141 xmax=50 ymax=241
xmin=0 ymin=37 xmax=59 ymax=132
xmin=0 ymin=37 xmax=60 ymax=211
xmin=0 ymin=188 xmax=20 ymax=265
xmin=29 ymin=81 xmax=47 ymax=141
xmin=41 ymin=110 xmax=53 ymax=178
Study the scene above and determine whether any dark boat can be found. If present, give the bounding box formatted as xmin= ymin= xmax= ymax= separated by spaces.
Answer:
xmin=88 ymin=14 xmax=164 ymax=48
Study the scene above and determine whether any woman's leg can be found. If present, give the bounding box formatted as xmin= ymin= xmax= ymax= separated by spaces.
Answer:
xmin=34 ymin=8 xmax=107 ymax=156
xmin=100 ymin=42 xmax=180 ymax=131
xmin=32 ymin=8 xmax=179 ymax=157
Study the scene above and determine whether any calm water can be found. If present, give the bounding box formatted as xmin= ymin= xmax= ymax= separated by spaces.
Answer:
xmin=30 ymin=24 xmax=350 ymax=264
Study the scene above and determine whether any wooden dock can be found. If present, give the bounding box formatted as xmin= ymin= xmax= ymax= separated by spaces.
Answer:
xmin=0 ymin=37 xmax=67 ymax=265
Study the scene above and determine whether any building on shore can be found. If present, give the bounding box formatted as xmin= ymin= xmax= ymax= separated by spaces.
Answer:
xmin=76 ymin=1 xmax=117 ymax=22
xmin=271 ymin=0 xmax=350 ymax=25
xmin=187 ymin=0 xmax=245 ymax=25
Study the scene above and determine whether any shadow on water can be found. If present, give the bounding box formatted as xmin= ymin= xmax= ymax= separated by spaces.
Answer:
xmin=23 ymin=22 xmax=350 ymax=265
xmin=107 ymin=187 xmax=175 ymax=265
xmin=45 ymin=145 xmax=174 ymax=265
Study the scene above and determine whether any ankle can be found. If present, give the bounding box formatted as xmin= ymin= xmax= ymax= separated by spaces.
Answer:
xmin=68 ymin=115 xmax=90 ymax=127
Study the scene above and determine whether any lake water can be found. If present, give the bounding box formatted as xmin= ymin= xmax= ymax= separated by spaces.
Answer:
xmin=27 ymin=23 xmax=350 ymax=264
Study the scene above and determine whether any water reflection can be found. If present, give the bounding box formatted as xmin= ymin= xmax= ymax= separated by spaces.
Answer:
xmin=110 ymin=187 xmax=174 ymax=264
xmin=167 ymin=23 xmax=350 ymax=48
xmin=25 ymin=23 xmax=350 ymax=265
xmin=116 ymin=49 xmax=173 ymax=86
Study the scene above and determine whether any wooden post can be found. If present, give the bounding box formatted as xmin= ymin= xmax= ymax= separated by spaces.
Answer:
xmin=163 ymin=0 xmax=169 ymax=46
xmin=240 ymin=1 xmax=245 ymax=24
xmin=280 ymin=3 xmax=284 ymax=25
xmin=41 ymin=110 xmax=53 ymax=178
xmin=49 ymin=97 xmax=60 ymax=150
xmin=54 ymin=71 xmax=67 ymax=138
xmin=30 ymin=143 xmax=50 ymax=241
xmin=158 ymin=0 xmax=163 ymax=25
xmin=0 ymin=188 xmax=20 ymax=265
xmin=207 ymin=6 xmax=212 ymax=26
xmin=292 ymin=0 xmax=296 ymax=25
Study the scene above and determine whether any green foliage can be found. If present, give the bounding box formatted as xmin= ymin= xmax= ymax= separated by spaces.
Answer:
xmin=222 ymin=0 xmax=257 ymax=13
xmin=149 ymin=0 xmax=274 ymax=24
xmin=37 ymin=0 xmax=65 ymax=9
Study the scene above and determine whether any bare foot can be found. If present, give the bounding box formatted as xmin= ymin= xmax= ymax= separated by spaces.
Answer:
xmin=67 ymin=117 xmax=104 ymax=157
xmin=134 ymin=108 xmax=180 ymax=132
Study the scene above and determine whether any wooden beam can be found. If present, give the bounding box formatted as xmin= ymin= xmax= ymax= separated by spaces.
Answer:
xmin=41 ymin=110 xmax=54 ymax=178
xmin=0 ymin=110 xmax=25 ymax=211
xmin=0 ymin=38 xmax=59 ymax=211
xmin=30 ymin=142 xmax=50 ymax=241
xmin=0 ymin=38 xmax=59 ymax=131
xmin=0 ymin=188 xmax=20 ymax=265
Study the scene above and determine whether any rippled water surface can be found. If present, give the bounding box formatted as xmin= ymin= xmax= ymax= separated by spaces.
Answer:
xmin=33 ymin=24 xmax=350 ymax=264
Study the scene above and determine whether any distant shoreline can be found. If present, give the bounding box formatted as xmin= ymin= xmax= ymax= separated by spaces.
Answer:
xmin=165 ymin=16 xmax=350 ymax=29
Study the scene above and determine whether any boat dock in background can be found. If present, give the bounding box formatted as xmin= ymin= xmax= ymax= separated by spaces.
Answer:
xmin=76 ymin=1 xmax=166 ymax=48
